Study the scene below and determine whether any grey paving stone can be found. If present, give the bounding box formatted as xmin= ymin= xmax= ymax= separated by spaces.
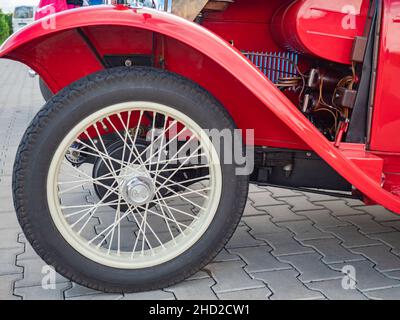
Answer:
xmin=67 ymin=293 xmax=123 ymax=300
xmin=307 ymin=279 xmax=368 ymax=300
xmin=364 ymin=287 xmax=400 ymax=300
xmin=243 ymin=215 xmax=287 ymax=235
xmin=0 ymin=247 xmax=23 ymax=276
xmin=261 ymin=205 xmax=306 ymax=223
xmin=355 ymin=206 xmax=400 ymax=222
xmin=254 ymin=232 xmax=314 ymax=257
xmin=0 ymin=199 xmax=15 ymax=213
xmin=302 ymin=238 xmax=364 ymax=264
xmin=0 ymin=229 xmax=23 ymax=250
xmin=368 ymin=232 xmax=400 ymax=256
xmin=247 ymin=192 xmax=285 ymax=207
xmin=242 ymin=201 xmax=268 ymax=217
xmin=381 ymin=220 xmax=400 ymax=233
xmin=229 ymin=246 xmax=291 ymax=273
xmin=15 ymin=258 xmax=69 ymax=288
xmin=122 ymin=290 xmax=175 ymax=300
xmin=300 ymin=192 xmax=336 ymax=202
xmin=279 ymin=196 xmax=324 ymax=212
xmin=17 ymin=234 xmax=40 ymax=261
xmin=339 ymin=215 xmax=394 ymax=234
xmin=280 ymin=253 xmax=343 ymax=283
xmin=0 ymin=274 xmax=22 ymax=300
xmin=330 ymin=260 xmax=400 ymax=291
xmin=206 ymin=261 xmax=265 ymax=293
xmin=351 ymin=245 xmax=400 ymax=272
xmin=226 ymin=225 xmax=265 ymax=249
xmin=316 ymin=200 xmax=365 ymax=217
xmin=63 ymin=282 xmax=100 ymax=299
xmin=254 ymin=270 xmax=324 ymax=300
xmin=296 ymin=210 xmax=349 ymax=228
xmin=0 ymin=211 xmax=20 ymax=230
xmin=166 ymin=278 xmax=217 ymax=300
xmin=279 ymin=220 xmax=333 ymax=241
xmin=15 ymin=283 xmax=71 ymax=300
xmin=213 ymin=248 xmax=241 ymax=263
xmin=217 ymin=287 xmax=271 ymax=300
xmin=323 ymin=226 xmax=381 ymax=248
xmin=384 ymin=270 xmax=400 ymax=280
xmin=187 ymin=270 xmax=210 ymax=281
xmin=265 ymin=187 xmax=301 ymax=198
xmin=248 ymin=184 xmax=268 ymax=194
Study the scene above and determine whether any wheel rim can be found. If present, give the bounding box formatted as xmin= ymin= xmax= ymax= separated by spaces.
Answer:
xmin=47 ymin=102 xmax=222 ymax=269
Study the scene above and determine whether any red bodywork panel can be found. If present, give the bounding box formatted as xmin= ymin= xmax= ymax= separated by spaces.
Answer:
xmin=272 ymin=0 xmax=370 ymax=65
xmin=1 ymin=2 xmax=400 ymax=214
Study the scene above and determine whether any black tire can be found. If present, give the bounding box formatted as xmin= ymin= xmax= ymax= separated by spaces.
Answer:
xmin=39 ymin=77 xmax=54 ymax=102
xmin=13 ymin=67 xmax=249 ymax=293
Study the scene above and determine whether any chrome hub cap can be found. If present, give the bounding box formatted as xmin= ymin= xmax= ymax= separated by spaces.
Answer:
xmin=121 ymin=175 xmax=155 ymax=206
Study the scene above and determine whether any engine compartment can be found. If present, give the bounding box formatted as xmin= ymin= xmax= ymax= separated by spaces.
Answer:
xmin=201 ymin=0 xmax=372 ymax=143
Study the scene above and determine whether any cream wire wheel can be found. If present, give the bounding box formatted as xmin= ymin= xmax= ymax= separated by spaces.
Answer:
xmin=13 ymin=67 xmax=248 ymax=292
xmin=47 ymin=102 xmax=223 ymax=269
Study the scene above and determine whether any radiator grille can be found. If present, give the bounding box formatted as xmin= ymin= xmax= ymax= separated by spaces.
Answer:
xmin=243 ymin=51 xmax=299 ymax=84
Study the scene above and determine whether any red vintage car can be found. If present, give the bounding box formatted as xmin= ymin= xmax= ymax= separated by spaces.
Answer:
xmin=1 ymin=0 xmax=398 ymax=292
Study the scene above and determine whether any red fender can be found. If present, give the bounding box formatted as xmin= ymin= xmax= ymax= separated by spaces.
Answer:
xmin=1 ymin=5 xmax=400 ymax=213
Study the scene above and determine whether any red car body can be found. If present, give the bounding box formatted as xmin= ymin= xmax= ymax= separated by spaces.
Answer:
xmin=2 ymin=0 xmax=400 ymax=212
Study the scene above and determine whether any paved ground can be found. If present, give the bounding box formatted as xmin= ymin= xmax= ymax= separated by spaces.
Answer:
xmin=2 ymin=60 xmax=400 ymax=300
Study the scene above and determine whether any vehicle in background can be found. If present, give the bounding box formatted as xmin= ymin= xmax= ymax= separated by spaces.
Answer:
xmin=12 ymin=5 xmax=35 ymax=33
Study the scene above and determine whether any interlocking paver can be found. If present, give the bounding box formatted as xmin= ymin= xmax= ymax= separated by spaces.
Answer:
xmin=323 ymin=226 xmax=381 ymax=248
xmin=207 ymin=260 xmax=265 ymax=293
xmin=226 ymin=225 xmax=266 ymax=249
xmin=280 ymin=253 xmax=342 ymax=283
xmin=297 ymin=210 xmax=349 ymax=228
xmin=316 ymin=200 xmax=365 ymax=217
xmin=354 ymin=206 xmax=400 ymax=222
xmin=368 ymin=232 xmax=400 ymax=256
xmin=243 ymin=215 xmax=287 ymax=235
xmin=279 ymin=196 xmax=324 ymax=212
xmin=217 ymin=287 xmax=271 ymax=300
xmin=14 ymin=283 xmax=70 ymax=300
xmin=122 ymin=290 xmax=175 ymax=300
xmin=63 ymin=282 xmax=101 ymax=299
xmin=15 ymin=258 xmax=69 ymax=288
xmin=247 ymin=192 xmax=285 ymax=207
xmin=166 ymin=278 xmax=217 ymax=300
xmin=242 ymin=201 xmax=268 ymax=217
xmin=0 ymin=211 xmax=20 ymax=230
xmin=0 ymin=247 xmax=23 ymax=276
xmin=301 ymin=238 xmax=364 ymax=264
xmin=265 ymin=186 xmax=301 ymax=198
xmin=307 ymin=279 xmax=368 ymax=300
xmin=229 ymin=246 xmax=291 ymax=273
xmin=254 ymin=270 xmax=324 ymax=300
xmin=329 ymin=260 xmax=400 ymax=291
xmin=351 ymin=245 xmax=400 ymax=272
xmin=66 ymin=293 xmax=123 ymax=300
xmin=0 ymin=274 xmax=22 ymax=300
xmin=0 ymin=229 xmax=23 ymax=250
xmin=278 ymin=220 xmax=333 ymax=241
xmin=339 ymin=215 xmax=394 ymax=234
xmin=364 ymin=287 xmax=400 ymax=300
xmin=262 ymin=205 xmax=306 ymax=223
xmin=254 ymin=231 xmax=315 ymax=256
xmin=213 ymin=248 xmax=241 ymax=262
